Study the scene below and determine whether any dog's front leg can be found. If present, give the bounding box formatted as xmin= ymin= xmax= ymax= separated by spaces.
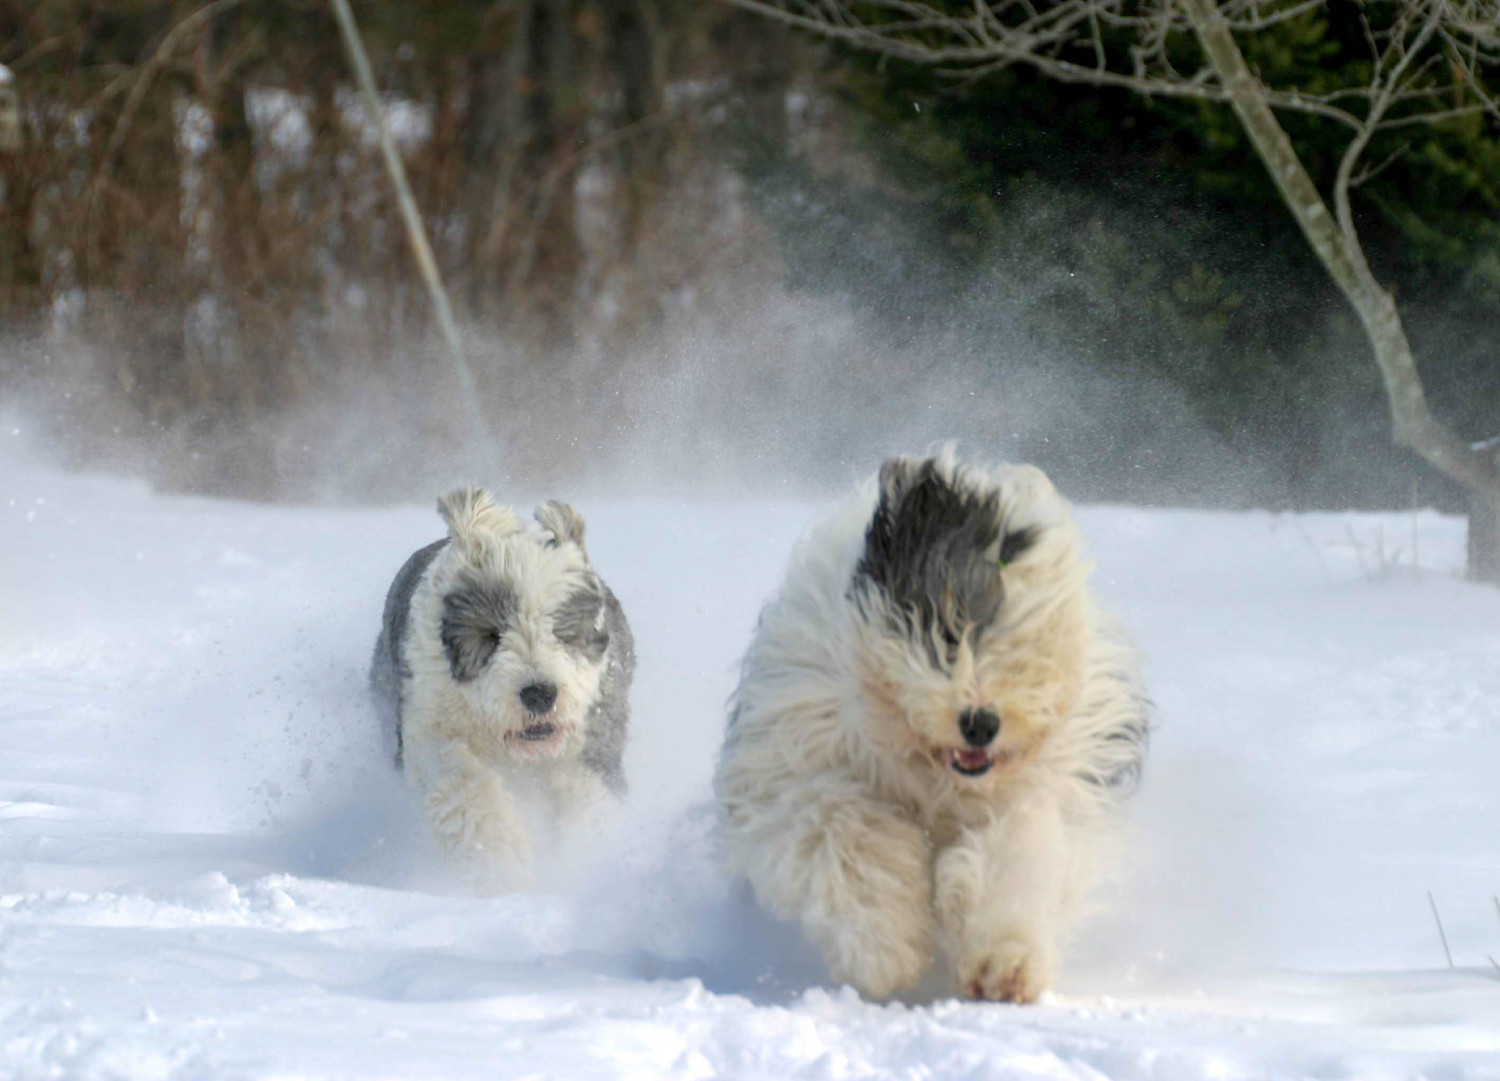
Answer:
xmin=545 ymin=764 xmax=619 ymax=843
xmin=934 ymin=790 xmax=1076 ymax=1003
xmin=734 ymin=779 xmax=935 ymax=999
xmin=413 ymin=737 xmax=533 ymax=893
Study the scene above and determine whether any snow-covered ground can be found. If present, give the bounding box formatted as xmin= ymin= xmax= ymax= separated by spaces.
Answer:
xmin=3 ymin=441 xmax=1498 ymax=1079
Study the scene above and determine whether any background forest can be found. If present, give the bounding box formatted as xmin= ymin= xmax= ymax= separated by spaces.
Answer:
xmin=0 ymin=0 xmax=1496 ymax=508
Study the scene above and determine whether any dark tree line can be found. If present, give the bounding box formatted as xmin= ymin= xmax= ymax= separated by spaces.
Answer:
xmin=0 ymin=2 xmax=801 ymax=491
xmin=734 ymin=0 xmax=1500 ymax=546
xmin=0 ymin=1 xmax=1495 ymax=520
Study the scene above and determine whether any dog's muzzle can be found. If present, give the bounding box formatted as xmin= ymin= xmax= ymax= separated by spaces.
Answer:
xmin=513 ymin=680 xmax=561 ymax=745
xmin=952 ymin=707 xmax=1001 ymax=776
xmin=519 ymin=681 xmax=558 ymax=714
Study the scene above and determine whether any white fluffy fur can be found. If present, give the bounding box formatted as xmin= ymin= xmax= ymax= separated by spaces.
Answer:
xmin=400 ymin=489 xmax=619 ymax=892
xmin=716 ymin=453 xmax=1147 ymax=1002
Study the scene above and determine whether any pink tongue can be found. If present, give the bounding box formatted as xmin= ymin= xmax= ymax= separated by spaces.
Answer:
xmin=955 ymin=749 xmax=990 ymax=769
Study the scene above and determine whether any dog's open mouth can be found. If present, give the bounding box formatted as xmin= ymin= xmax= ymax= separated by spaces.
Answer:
xmin=949 ymin=748 xmax=995 ymax=777
xmin=516 ymin=722 xmax=557 ymax=742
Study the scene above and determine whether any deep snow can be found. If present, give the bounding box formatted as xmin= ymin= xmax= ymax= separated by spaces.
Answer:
xmin=2 ymin=441 xmax=1499 ymax=1079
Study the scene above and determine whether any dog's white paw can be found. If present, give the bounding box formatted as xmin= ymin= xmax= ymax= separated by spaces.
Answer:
xmin=460 ymin=829 xmax=533 ymax=894
xmin=958 ymin=936 xmax=1051 ymax=1004
xmin=819 ymin=913 xmax=932 ymax=1000
xmin=463 ymin=851 xmax=534 ymax=896
xmin=428 ymin=789 xmax=533 ymax=894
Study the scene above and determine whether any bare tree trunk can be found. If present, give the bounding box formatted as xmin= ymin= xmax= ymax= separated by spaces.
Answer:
xmin=607 ymin=0 xmax=672 ymax=249
xmin=467 ymin=0 xmax=585 ymax=338
xmin=1470 ymin=491 xmax=1500 ymax=583
xmin=1179 ymin=0 xmax=1500 ymax=582
xmin=466 ymin=0 xmax=533 ymax=310
xmin=0 ymin=148 xmax=44 ymax=322
xmin=195 ymin=18 xmax=255 ymax=417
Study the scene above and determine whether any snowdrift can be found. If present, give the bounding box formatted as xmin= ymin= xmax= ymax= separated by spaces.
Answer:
xmin=3 ymin=444 xmax=1498 ymax=1079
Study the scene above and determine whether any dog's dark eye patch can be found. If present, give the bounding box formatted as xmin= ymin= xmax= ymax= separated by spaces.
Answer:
xmin=440 ymin=576 xmax=517 ymax=682
xmin=1000 ymin=528 xmax=1036 ymax=566
xmin=553 ymin=584 xmax=609 ymax=661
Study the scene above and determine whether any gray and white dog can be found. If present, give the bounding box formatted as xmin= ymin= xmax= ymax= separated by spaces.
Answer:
xmin=370 ymin=488 xmax=634 ymax=891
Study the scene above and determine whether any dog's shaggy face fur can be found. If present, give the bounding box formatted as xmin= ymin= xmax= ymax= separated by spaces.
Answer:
xmin=369 ymin=488 xmax=634 ymax=891
xmin=717 ymin=452 xmax=1146 ymax=1003
xmin=848 ymin=457 xmax=1093 ymax=789
xmin=430 ymin=491 xmax=611 ymax=764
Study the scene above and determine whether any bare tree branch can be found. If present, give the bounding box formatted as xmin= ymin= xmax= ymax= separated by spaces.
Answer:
xmin=725 ymin=0 xmax=1500 ymax=577
xmin=83 ymin=0 xmax=254 ymax=282
xmin=1349 ymin=140 xmax=1410 ymax=187
xmin=725 ymin=0 xmax=1389 ymax=126
xmin=727 ymin=0 xmax=1500 ymax=132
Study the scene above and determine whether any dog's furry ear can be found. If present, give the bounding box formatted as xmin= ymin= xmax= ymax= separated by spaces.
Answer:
xmin=877 ymin=457 xmax=923 ymax=509
xmin=535 ymin=500 xmax=588 ymax=560
xmin=437 ymin=487 xmax=523 ymax=560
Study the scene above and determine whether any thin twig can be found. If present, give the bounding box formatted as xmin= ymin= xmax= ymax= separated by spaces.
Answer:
xmin=723 ymin=0 xmax=1366 ymax=127
xmin=1289 ymin=518 xmax=1334 ymax=582
xmin=1429 ymin=890 xmax=1454 ymax=969
xmin=483 ymin=106 xmax=683 ymax=278
xmin=329 ymin=0 xmax=492 ymax=454
xmin=1350 ymin=141 xmax=1410 ymax=189
xmin=1411 ymin=491 xmax=1421 ymax=579
xmin=84 ymin=0 xmax=252 ymax=279
xmin=1346 ymin=523 xmax=1372 ymax=578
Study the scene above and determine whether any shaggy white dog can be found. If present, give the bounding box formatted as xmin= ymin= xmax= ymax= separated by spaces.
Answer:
xmin=370 ymin=488 xmax=634 ymax=891
xmin=716 ymin=452 xmax=1147 ymax=1002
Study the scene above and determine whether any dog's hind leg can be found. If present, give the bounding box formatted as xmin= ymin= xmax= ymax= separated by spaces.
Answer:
xmin=729 ymin=779 xmax=934 ymax=999
xmin=934 ymin=789 xmax=1084 ymax=1003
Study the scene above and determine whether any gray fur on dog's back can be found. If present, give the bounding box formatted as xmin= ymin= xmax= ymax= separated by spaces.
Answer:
xmin=579 ymin=584 xmax=634 ymax=796
xmin=370 ymin=538 xmax=448 ymax=765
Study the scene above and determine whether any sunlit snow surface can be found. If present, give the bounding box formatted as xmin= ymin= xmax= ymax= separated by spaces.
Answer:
xmin=3 ymin=444 xmax=1499 ymax=1079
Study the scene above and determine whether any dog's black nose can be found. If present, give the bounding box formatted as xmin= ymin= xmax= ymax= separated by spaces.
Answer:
xmin=958 ymin=707 xmax=1000 ymax=747
xmin=519 ymin=682 xmax=557 ymax=714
